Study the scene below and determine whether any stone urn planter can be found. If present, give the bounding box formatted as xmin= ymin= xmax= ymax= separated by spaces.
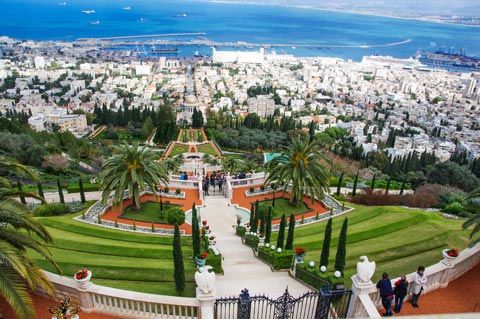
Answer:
xmin=295 ymin=253 xmax=306 ymax=263
xmin=442 ymin=249 xmax=458 ymax=267
xmin=195 ymin=254 xmax=208 ymax=268
xmin=74 ymin=269 xmax=92 ymax=290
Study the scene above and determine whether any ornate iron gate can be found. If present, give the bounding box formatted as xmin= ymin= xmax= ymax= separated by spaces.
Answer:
xmin=215 ymin=285 xmax=352 ymax=319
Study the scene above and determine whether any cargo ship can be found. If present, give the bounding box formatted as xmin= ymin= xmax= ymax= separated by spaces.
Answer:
xmin=414 ymin=48 xmax=480 ymax=72
xmin=151 ymin=46 xmax=179 ymax=54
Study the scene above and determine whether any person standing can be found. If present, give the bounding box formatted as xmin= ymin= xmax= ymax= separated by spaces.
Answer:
xmin=376 ymin=272 xmax=394 ymax=316
xmin=411 ymin=266 xmax=427 ymax=308
xmin=393 ymin=274 xmax=408 ymax=313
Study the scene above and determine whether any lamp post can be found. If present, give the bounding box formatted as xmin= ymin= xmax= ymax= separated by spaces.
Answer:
xmin=48 ymin=297 xmax=80 ymax=319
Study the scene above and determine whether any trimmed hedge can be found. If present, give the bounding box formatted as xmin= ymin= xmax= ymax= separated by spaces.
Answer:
xmin=33 ymin=203 xmax=71 ymax=216
xmin=236 ymin=226 xmax=246 ymax=237
xmin=244 ymin=234 xmax=259 ymax=248
xmin=295 ymin=264 xmax=331 ymax=289
xmin=257 ymin=246 xmax=294 ymax=270
xmin=67 ymin=183 xmax=101 ymax=193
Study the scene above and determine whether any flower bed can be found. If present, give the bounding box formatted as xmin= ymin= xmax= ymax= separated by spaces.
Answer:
xmin=257 ymin=246 xmax=294 ymax=270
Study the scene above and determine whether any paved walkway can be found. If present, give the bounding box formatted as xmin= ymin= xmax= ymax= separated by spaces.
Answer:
xmin=201 ymin=196 xmax=311 ymax=298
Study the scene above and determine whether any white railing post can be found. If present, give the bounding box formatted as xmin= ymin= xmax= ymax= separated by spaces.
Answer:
xmin=347 ymin=275 xmax=381 ymax=318
xmin=195 ymin=266 xmax=216 ymax=319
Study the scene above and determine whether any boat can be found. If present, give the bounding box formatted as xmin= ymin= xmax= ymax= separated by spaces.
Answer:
xmin=173 ymin=13 xmax=187 ymax=17
xmin=58 ymin=2 xmax=67 ymax=6
xmin=82 ymin=10 xmax=95 ymax=14
xmin=89 ymin=21 xmax=100 ymax=25
xmin=122 ymin=6 xmax=131 ymax=10
xmin=414 ymin=48 xmax=480 ymax=72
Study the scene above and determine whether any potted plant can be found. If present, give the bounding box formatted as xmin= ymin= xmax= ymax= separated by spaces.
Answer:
xmin=258 ymin=231 xmax=265 ymax=245
xmin=74 ymin=269 xmax=92 ymax=290
xmin=208 ymin=235 xmax=216 ymax=245
xmin=202 ymin=220 xmax=207 ymax=226
xmin=236 ymin=217 xmax=241 ymax=226
xmin=245 ymin=222 xmax=251 ymax=232
xmin=194 ymin=252 xmax=209 ymax=268
xmin=295 ymin=246 xmax=306 ymax=263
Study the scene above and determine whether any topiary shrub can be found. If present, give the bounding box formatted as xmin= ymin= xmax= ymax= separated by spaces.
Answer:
xmin=249 ymin=187 xmax=255 ymax=193
xmin=32 ymin=203 xmax=71 ymax=216
xmin=164 ymin=187 xmax=170 ymax=194
xmin=165 ymin=206 xmax=186 ymax=225
xmin=260 ymin=185 xmax=265 ymax=191
xmin=175 ymin=188 xmax=181 ymax=195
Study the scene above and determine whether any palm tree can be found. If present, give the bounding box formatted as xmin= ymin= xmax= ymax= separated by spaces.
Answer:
xmin=0 ymin=155 xmax=60 ymax=319
xmin=266 ymin=138 xmax=331 ymax=206
xmin=164 ymin=155 xmax=185 ymax=174
xmin=221 ymin=156 xmax=244 ymax=175
xmin=100 ymin=142 xmax=168 ymax=210
xmin=462 ymin=187 xmax=480 ymax=246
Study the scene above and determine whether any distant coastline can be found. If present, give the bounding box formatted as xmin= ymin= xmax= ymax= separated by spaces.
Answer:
xmin=197 ymin=0 xmax=480 ymax=27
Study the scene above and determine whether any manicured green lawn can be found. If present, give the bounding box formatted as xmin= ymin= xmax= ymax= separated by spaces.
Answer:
xmin=257 ymin=197 xmax=311 ymax=218
xmin=270 ymin=204 xmax=471 ymax=283
xmin=122 ymin=201 xmax=182 ymax=223
xmin=29 ymin=212 xmax=197 ymax=297
xmin=197 ymin=143 xmax=218 ymax=156
xmin=169 ymin=144 xmax=188 ymax=157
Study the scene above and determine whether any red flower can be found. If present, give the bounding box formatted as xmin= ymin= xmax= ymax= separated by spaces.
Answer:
xmin=205 ymin=225 xmax=210 ymax=230
xmin=200 ymin=252 xmax=208 ymax=259
xmin=447 ymin=248 xmax=459 ymax=257
xmin=295 ymin=246 xmax=305 ymax=255
xmin=202 ymin=220 xmax=207 ymax=225
xmin=75 ymin=269 xmax=89 ymax=280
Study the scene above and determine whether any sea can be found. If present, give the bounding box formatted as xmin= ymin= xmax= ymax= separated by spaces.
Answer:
xmin=1 ymin=0 xmax=480 ymax=61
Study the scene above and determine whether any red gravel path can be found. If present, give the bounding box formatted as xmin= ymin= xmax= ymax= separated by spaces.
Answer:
xmin=392 ymin=262 xmax=480 ymax=316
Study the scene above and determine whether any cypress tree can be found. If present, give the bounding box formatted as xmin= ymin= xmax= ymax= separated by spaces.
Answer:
xmin=57 ymin=179 xmax=65 ymax=204
xmin=276 ymin=214 xmax=286 ymax=249
xmin=352 ymin=171 xmax=359 ymax=197
xmin=173 ymin=223 xmax=185 ymax=295
xmin=385 ymin=177 xmax=391 ymax=195
xmin=79 ymin=178 xmax=86 ymax=203
xmin=191 ymin=204 xmax=200 ymax=257
xmin=334 ymin=218 xmax=348 ymax=275
xmin=320 ymin=218 xmax=332 ymax=268
xmin=285 ymin=214 xmax=296 ymax=250
xmin=400 ymin=175 xmax=407 ymax=195
xmin=252 ymin=203 xmax=259 ymax=233
xmin=17 ymin=181 xmax=26 ymax=204
xmin=265 ymin=206 xmax=273 ymax=244
xmin=249 ymin=202 xmax=255 ymax=227
xmin=371 ymin=174 xmax=376 ymax=192
xmin=259 ymin=207 xmax=265 ymax=234
xmin=37 ymin=182 xmax=44 ymax=200
xmin=336 ymin=172 xmax=344 ymax=196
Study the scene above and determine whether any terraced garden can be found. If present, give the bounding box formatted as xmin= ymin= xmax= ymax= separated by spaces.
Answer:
xmin=28 ymin=203 xmax=472 ymax=297
xmin=270 ymin=204 xmax=471 ymax=282
xmin=28 ymin=211 xmax=197 ymax=297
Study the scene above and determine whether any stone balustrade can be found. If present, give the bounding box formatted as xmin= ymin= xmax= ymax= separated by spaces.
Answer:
xmin=355 ymin=243 xmax=480 ymax=317
xmin=40 ymin=271 xmax=200 ymax=319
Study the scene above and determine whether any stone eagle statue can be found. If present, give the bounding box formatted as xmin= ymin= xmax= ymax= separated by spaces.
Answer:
xmin=195 ymin=265 xmax=216 ymax=294
xmin=356 ymin=256 xmax=375 ymax=283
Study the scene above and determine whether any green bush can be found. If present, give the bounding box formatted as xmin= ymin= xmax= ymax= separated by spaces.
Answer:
xmin=206 ymin=249 xmax=222 ymax=274
xmin=32 ymin=203 xmax=71 ymax=216
xmin=164 ymin=187 xmax=170 ymax=194
xmin=295 ymin=264 xmax=331 ymax=289
xmin=175 ymin=189 xmax=181 ymax=195
xmin=165 ymin=206 xmax=186 ymax=225
xmin=257 ymin=246 xmax=294 ymax=270
xmin=249 ymin=187 xmax=255 ymax=193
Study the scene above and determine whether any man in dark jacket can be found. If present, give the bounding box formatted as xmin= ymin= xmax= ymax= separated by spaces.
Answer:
xmin=394 ymin=275 xmax=408 ymax=313
xmin=376 ymin=272 xmax=394 ymax=316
